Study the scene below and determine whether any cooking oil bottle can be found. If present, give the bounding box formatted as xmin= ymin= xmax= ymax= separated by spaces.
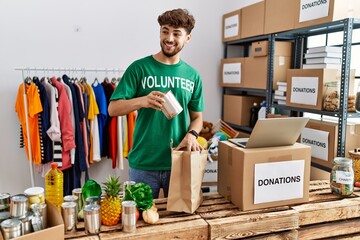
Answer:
xmin=45 ymin=162 xmax=63 ymax=211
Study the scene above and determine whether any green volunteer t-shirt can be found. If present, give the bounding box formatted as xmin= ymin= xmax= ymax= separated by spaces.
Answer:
xmin=110 ymin=55 xmax=204 ymax=170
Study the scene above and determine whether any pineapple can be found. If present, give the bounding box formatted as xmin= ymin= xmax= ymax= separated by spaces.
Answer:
xmin=100 ymin=176 xmax=122 ymax=226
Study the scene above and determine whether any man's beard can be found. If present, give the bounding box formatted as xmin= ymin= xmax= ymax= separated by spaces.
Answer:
xmin=160 ymin=41 xmax=184 ymax=57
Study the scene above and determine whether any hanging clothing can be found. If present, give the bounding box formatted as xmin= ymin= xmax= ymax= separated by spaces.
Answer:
xmin=51 ymin=77 xmax=76 ymax=171
xmin=59 ymin=77 xmax=76 ymax=164
xmin=101 ymin=80 xmax=115 ymax=158
xmin=15 ymin=82 xmax=43 ymax=164
xmin=91 ymin=81 xmax=107 ymax=156
xmin=40 ymin=78 xmax=63 ymax=167
xmin=33 ymin=77 xmax=53 ymax=164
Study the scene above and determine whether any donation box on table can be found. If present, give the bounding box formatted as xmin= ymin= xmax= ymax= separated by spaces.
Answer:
xmin=218 ymin=141 xmax=311 ymax=211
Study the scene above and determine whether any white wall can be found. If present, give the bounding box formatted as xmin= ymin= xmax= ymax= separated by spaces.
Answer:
xmin=0 ymin=0 xmax=260 ymax=194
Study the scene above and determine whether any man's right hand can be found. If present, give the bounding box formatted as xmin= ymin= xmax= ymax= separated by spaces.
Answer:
xmin=143 ymin=91 xmax=166 ymax=110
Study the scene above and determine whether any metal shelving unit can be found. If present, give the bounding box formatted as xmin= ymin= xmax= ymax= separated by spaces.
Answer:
xmin=222 ymin=18 xmax=360 ymax=161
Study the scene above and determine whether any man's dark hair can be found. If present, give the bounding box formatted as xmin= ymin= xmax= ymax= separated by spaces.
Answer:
xmin=157 ymin=8 xmax=195 ymax=34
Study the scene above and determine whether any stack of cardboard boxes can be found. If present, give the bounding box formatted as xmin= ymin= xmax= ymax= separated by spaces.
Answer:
xmin=218 ymin=0 xmax=360 ymax=209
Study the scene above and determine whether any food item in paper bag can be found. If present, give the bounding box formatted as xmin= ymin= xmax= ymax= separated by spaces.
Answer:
xmin=101 ymin=176 xmax=122 ymax=226
xmin=142 ymin=204 xmax=159 ymax=224
xmin=123 ymin=182 xmax=153 ymax=211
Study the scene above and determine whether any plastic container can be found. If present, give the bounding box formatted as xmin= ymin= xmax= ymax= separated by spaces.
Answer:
xmin=258 ymin=101 xmax=266 ymax=120
xmin=249 ymin=102 xmax=259 ymax=128
xmin=24 ymin=187 xmax=45 ymax=207
xmin=330 ymin=157 xmax=354 ymax=197
xmin=45 ymin=162 xmax=63 ymax=211
xmin=323 ymin=81 xmax=340 ymax=111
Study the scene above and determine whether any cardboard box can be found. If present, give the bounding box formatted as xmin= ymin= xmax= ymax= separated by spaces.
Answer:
xmin=223 ymin=94 xmax=265 ymax=126
xmin=244 ymin=41 xmax=292 ymax=90
xmin=294 ymin=0 xmax=360 ymax=29
xmin=0 ymin=201 xmax=64 ymax=240
xmin=300 ymin=119 xmax=360 ymax=169
xmin=218 ymin=141 xmax=238 ymax=200
xmin=203 ymin=160 xmax=218 ymax=183
xmin=310 ymin=166 xmax=330 ymax=180
xmin=264 ymin=0 xmax=296 ymax=34
xmin=286 ymin=69 xmax=339 ymax=110
xmin=220 ymin=58 xmax=244 ymax=88
xmin=222 ymin=9 xmax=242 ymax=42
xmin=241 ymin=1 xmax=265 ymax=39
xmin=286 ymin=69 xmax=356 ymax=110
xmin=218 ymin=141 xmax=311 ymax=211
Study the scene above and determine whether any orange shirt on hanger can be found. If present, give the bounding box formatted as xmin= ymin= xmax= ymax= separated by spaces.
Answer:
xmin=15 ymin=83 xmax=43 ymax=164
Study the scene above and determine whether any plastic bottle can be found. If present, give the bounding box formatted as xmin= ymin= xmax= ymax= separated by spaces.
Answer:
xmin=45 ymin=162 xmax=64 ymax=211
xmin=249 ymin=102 xmax=259 ymax=128
xmin=258 ymin=101 xmax=267 ymax=120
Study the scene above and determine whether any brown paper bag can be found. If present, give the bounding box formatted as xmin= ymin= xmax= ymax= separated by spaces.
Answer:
xmin=166 ymin=150 xmax=207 ymax=213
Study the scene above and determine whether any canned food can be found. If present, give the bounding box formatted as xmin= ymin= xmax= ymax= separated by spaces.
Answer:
xmin=72 ymin=188 xmax=83 ymax=215
xmin=1 ymin=218 xmax=22 ymax=239
xmin=24 ymin=187 xmax=45 ymax=206
xmin=122 ymin=201 xmax=136 ymax=233
xmin=0 ymin=193 xmax=10 ymax=212
xmin=0 ymin=211 xmax=10 ymax=223
xmin=30 ymin=203 xmax=47 ymax=229
xmin=84 ymin=204 xmax=101 ymax=235
xmin=17 ymin=211 xmax=34 ymax=235
xmin=64 ymin=195 xmax=79 ymax=221
xmin=61 ymin=202 xmax=77 ymax=233
xmin=161 ymin=90 xmax=183 ymax=120
xmin=10 ymin=195 xmax=28 ymax=218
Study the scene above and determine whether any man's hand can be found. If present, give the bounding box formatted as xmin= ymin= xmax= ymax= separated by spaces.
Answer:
xmin=175 ymin=133 xmax=204 ymax=152
xmin=142 ymin=91 xmax=165 ymax=110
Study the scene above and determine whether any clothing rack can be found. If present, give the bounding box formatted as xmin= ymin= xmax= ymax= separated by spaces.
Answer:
xmin=15 ymin=67 xmax=125 ymax=187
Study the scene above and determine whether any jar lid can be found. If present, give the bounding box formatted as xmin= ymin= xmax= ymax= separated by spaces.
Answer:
xmin=0 ymin=193 xmax=10 ymax=200
xmin=10 ymin=195 xmax=28 ymax=202
xmin=24 ymin=187 xmax=44 ymax=196
xmin=64 ymin=195 xmax=78 ymax=202
xmin=334 ymin=157 xmax=353 ymax=165
xmin=61 ymin=202 xmax=76 ymax=209
xmin=325 ymin=81 xmax=340 ymax=87
xmin=84 ymin=204 xmax=100 ymax=213
xmin=1 ymin=218 xmax=22 ymax=229
xmin=349 ymin=148 xmax=360 ymax=156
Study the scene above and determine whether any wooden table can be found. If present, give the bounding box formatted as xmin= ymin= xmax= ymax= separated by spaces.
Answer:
xmin=65 ymin=180 xmax=360 ymax=240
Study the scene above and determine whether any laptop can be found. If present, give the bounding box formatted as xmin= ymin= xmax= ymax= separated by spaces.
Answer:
xmin=228 ymin=117 xmax=309 ymax=148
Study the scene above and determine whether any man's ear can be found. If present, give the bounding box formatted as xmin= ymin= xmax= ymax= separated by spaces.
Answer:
xmin=185 ymin=33 xmax=192 ymax=43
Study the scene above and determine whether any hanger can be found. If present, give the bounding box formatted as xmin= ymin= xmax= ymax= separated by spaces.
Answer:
xmin=93 ymin=77 xmax=99 ymax=86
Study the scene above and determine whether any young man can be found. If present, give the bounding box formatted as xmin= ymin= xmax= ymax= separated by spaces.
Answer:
xmin=108 ymin=8 xmax=204 ymax=198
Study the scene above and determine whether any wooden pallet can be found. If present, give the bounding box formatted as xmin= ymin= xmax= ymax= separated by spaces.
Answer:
xmin=65 ymin=199 xmax=208 ymax=240
xmin=65 ymin=181 xmax=360 ymax=240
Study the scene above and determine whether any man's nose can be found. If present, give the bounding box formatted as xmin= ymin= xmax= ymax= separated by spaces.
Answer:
xmin=166 ymin=34 xmax=174 ymax=42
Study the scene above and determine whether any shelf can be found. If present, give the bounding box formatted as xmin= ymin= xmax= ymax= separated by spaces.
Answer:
xmin=223 ymin=87 xmax=267 ymax=97
xmin=276 ymin=18 xmax=360 ymax=38
xmin=273 ymin=104 xmax=360 ymax=118
xmin=222 ymin=18 xmax=359 ymax=159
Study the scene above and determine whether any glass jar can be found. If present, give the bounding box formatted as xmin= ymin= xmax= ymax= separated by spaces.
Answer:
xmin=356 ymin=80 xmax=360 ymax=112
xmin=349 ymin=148 xmax=360 ymax=182
xmin=330 ymin=157 xmax=354 ymax=197
xmin=323 ymin=81 xmax=340 ymax=111
xmin=24 ymin=187 xmax=45 ymax=207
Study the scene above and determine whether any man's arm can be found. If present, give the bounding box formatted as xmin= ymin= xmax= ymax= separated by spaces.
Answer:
xmin=108 ymin=91 xmax=165 ymax=117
